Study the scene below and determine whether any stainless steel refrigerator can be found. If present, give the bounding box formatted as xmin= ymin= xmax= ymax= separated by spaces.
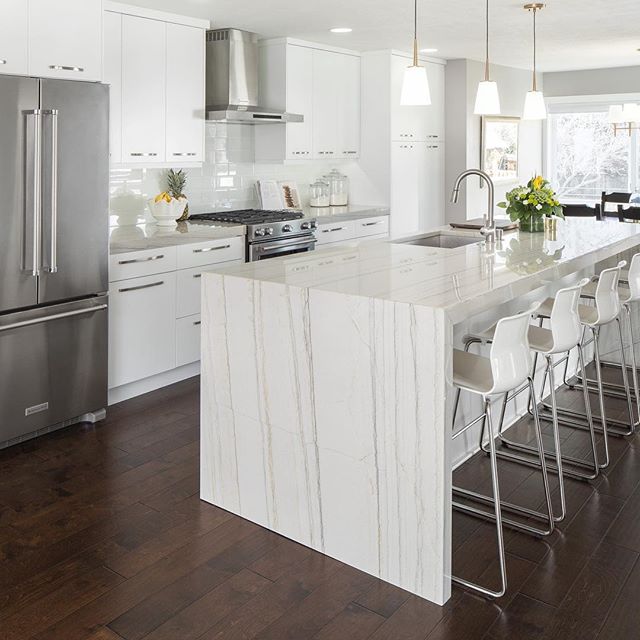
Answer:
xmin=0 ymin=76 xmax=109 ymax=447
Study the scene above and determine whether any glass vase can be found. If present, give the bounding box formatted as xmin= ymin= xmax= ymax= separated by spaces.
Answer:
xmin=519 ymin=215 xmax=545 ymax=233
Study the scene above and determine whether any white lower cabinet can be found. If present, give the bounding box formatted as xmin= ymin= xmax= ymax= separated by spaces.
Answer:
xmin=316 ymin=215 xmax=389 ymax=247
xmin=109 ymin=272 xmax=177 ymax=388
xmin=109 ymin=238 xmax=244 ymax=399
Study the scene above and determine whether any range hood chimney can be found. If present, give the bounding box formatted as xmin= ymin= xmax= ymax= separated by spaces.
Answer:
xmin=206 ymin=29 xmax=303 ymax=124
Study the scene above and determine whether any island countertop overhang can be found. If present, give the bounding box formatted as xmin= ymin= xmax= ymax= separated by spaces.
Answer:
xmin=205 ymin=219 xmax=640 ymax=324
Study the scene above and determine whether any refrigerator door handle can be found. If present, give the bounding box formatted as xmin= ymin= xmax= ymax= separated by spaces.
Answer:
xmin=0 ymin=303 xmax=107 ymax=333
xmin=25 ymin=110 xmax=43 ymax=277
xmin=43 ymin=109 xmax=59 ymax=274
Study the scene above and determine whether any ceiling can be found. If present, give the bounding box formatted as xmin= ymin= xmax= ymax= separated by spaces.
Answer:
xmin=126 ymin=0 xmax=640 ymax=72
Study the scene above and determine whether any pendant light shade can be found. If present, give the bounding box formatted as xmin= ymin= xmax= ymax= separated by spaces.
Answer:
xmin=474 ymin=0 xmax=501 ymax=115
xmin=523 ymin=90 xmax=547 ymax=120
xmin=401 ymin=0 xmax=431 ymax=106
xmin=522 ymin=3 xmax=546 ymax=121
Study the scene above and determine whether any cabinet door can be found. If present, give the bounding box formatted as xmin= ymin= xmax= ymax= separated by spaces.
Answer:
xmin=29 ymin=0 xmax=103 ymax=81
xmin=312 ymin=49 xmax=340 ymax=159
xmin=390 ymin=142 xmax=421 ymax=237
xmin=108 ymin=272 xmax=176 ymax=388
xmin=166 ymin=23 xmax=205 ymax=162
xmin=0 ymin=0 xmax=28 ymax=75
xmin=425 ymin=63 xmax=445 ymax=140
xmin=285 ymin=45 xmax=314 ymax=159
xmin=121 ymin=15 xmax=166 ymax=163
xmin=336 ymin=54 xmax=361 ymax=159
xmin=103 ymin=11 xmax=122 ymax=164
xmin=422 ymin=142 xmax=445 ymax=229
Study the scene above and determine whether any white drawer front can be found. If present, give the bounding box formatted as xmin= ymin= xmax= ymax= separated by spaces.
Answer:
xmin=315 ymin=221 xmax=355 ymax=246
xmin=354 ymin=216 xmax=390 ymax=238
xmin=110 ymin=247 xmax=177 ymax=282
xmin=176 ymin=314 xmax=201 ymax=367
xmin=176 ymin=237 xmax=245 ymax=270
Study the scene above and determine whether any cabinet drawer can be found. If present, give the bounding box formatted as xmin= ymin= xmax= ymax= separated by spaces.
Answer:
xmin=315 ymin=221 xmax=355 ymax=246
xmin=108 ymin=272 xmax=177 ymax=388
xmin=176 ymin=260 xmax=243 ymax=319
xmin=354 ymin=216 xmax=390 ymax=238
xmin=176 ymin=237 xmax=245 ymax=270
xmin=110 ymin=247 xmax=177 ymax=282
xmin=176 ymin=314 xmax=201 ymax=367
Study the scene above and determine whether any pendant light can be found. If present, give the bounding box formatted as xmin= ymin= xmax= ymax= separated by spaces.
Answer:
xmin=522 ymin=3 xmax=547 ymax=120
xmin=400 ymin=0 xmax=431 ymax=106
xmin=474 ymin=0 xmax=501 ymax=115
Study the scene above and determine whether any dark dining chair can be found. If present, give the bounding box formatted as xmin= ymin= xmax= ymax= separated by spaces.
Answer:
xmin=601 ymin=192 xmax=632 ymax=219
xmin=561 ymin=203 xmax=599 ymax=217
xmin=617 ymin=204 xmax=640 ymax=223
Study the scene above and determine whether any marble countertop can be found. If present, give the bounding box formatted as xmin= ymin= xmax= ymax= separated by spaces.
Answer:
xmin=302 ymin=204 xmax=390 ymax=223
xmin=209 ymin=218 xmax=640 ymax=323
xmin=109 ymin=221 xmax=246 ymax=255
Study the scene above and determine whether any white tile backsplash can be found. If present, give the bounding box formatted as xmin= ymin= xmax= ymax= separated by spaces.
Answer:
xmin=109 ymin=122 xmax=372 ymax=226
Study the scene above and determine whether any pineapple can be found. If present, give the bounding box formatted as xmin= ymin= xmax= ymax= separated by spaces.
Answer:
xmin=167 ymin=169 xmax=189 ymax=221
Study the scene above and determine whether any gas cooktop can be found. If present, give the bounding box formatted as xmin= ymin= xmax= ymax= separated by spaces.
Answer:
xmin=190 ymin=209 xmax=304 ymax=226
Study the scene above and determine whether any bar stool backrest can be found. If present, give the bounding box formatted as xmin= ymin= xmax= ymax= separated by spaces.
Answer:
xmin=626 ymin=253 xmax=640 ymax=302
xmin=549 ymin=278 xmax=591 ymax=353
xmin=488 ymin=303 xmax=539 ymax=395
xmin=593 ymin=261 xmax=626 ymax=325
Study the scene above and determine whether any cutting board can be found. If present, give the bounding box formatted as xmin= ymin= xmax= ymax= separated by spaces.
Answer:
xmin=450 ymin=218 xmax=518 ymax=231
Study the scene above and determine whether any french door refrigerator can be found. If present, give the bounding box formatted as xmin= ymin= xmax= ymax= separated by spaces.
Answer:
xmin=0 ymin=75 xmax=109 ymax=447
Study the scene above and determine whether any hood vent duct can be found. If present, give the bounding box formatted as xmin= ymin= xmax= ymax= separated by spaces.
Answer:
xmin=206 ymin=28 xmax=303 ymax=124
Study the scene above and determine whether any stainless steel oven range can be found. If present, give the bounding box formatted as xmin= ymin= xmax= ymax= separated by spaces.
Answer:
xmin=190 ymin=209 xmax=318 ymax=262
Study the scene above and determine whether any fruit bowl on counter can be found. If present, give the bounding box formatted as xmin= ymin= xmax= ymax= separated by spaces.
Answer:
xmin=147 ymin=192 xmax=187 ymax=227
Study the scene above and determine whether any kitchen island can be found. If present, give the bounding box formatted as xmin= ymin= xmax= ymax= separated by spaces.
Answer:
xmin=200 ymin=218 xmax=640 ymax=605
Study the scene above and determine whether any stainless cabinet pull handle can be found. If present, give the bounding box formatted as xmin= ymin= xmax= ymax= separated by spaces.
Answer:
xmin=193 ymin=274 xmax=202 ymax=279
xmin=322 ymin=227 xmax=344 ymax=233
xmin=44 ymin=110 xmax=59 ymax=274
xmin=362 ymin=221 xmax=382 ymax=226
xmin=130 ymin=152 xmax=158 ymax=157
xmin=49 ymin=65 xmax=84 ymax=72
xmin=193 ymin=321 xmax=202 ymax=326
xmin=193 ymin=244 xmax=231 ymax=253
xmin=0 ymin=304 xmax=107 ymax=333
xmin=118 ymin=254 xmax=164 ymax=265
xmin=0 ymin=59 xmax=6 ymax=65
xmin=118 ymin=281 xmax=164 ymax=293
xmin=172 ymin=152 xmax=197 ymax=157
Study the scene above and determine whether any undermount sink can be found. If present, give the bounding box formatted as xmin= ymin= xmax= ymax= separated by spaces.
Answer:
xmin=394 ymin=232 xmax=483 ymax=249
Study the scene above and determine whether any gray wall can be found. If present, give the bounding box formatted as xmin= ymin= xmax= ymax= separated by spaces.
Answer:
xmin=445 ymin=59 xmax=544 ymax=223
xmin=543 ymin=65 xmax=640 ymax=97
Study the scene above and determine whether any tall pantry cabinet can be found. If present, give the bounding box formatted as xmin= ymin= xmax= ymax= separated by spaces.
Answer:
xmin=360 ymin=51 xmax=445 ymax=237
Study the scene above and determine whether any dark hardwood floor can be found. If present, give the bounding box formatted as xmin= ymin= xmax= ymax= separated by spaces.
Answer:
xmin=2 ymin=369 xmax=640 ymax=640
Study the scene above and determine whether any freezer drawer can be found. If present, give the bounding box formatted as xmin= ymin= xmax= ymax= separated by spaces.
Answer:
xmin=0 ymin=296 xmax=108 ymax=445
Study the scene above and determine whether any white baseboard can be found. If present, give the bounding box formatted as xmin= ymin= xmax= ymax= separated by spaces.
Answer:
xmin=108 ymin=362 xmax=200 ymax=405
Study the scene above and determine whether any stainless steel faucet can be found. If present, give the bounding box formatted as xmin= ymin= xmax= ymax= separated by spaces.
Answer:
xmin=450 ymin=169 xmax=496 ymax=244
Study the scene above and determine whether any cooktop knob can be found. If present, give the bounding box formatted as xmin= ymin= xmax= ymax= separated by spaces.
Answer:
xmin=266 ymin=228 xmax=274 ymax=236
xmin=282 ymin=224 xmax=293 ymax=233
xmin=310 ymin=220 xmax=317 ymax=229
xmin=301 ymin=222 xmax=311 ymax=230
xmin=255 ymin=228 xmax=266 ymax=237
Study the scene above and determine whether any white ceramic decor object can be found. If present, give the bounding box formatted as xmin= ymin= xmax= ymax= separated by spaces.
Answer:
xmin=147 ymin=197 xmax=187 ymax=227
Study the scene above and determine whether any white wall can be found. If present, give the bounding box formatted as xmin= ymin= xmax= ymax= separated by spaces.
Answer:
xmin=543 ymin=65 xmax=640 ymax=98
xmin=445 ymin=59 xmax=544 ymax=223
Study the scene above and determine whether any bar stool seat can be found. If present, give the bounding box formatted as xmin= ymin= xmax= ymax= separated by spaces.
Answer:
xmin=536 ymin=298 xmax=599 ymax=325
xmin=580 ymin=280 xmax=631 ymax=302
xmin=452 ymin=350 xmax=493 ymax=393
xmin=472 ymin=324 xmax=555 ymax=354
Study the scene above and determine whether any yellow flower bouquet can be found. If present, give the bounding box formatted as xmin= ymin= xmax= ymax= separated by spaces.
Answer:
xmin=497 ymin=176 xmax=564 ymax=232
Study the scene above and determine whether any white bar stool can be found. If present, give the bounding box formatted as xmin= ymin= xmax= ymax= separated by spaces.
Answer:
xmin=451 ymin=303 xmax=553 ymax=599
xmin=575 ymin=253 xmax=640 ymax=434
xmin=535 ymin=261 xmax=627 ymax=469
xmin=455 ymin=279 xmax=597 ymax=526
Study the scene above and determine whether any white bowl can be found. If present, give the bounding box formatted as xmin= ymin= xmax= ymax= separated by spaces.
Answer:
xmin=147 ymin=198 xmax=187 ymax=227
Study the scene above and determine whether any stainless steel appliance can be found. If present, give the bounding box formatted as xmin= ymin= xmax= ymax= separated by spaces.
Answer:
xmin=205 ymin=29 xmax=303 ymax=124
xmin=190 ymin=209 xmax=317 ymax=261
xmin=0 ymin=75 xmax=109 ymax=448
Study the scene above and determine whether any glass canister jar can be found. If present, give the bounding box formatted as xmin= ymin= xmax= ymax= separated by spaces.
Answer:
xmin=324 ymin=169 xmax=349 ymax=206
xmin=309 ymin=178 xmax=330 ymax=207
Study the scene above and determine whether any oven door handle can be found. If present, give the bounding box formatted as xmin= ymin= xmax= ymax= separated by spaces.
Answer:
xmin=252 ymin=237 xmax=317 ymax=259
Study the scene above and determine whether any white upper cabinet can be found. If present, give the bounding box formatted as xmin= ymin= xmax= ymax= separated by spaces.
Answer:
xmin=255 ymin=40 xmax=361 ymax=163
xmin=0 ymin=1 xmax=28 ymax=75
xmin=121 ymin=15 xmax=166 ymax=163
xmin=285 ymin=45 xmax=314 ymax=158
xmin=103 ymin=11 xmax=122 ymax=163
xmin=166 ymin=23 xmax=205 ymax=162
xmin=336 ymin=54 xmax=361 ymax=159
xmin=29 ymin=0 xmax=103 ymax=81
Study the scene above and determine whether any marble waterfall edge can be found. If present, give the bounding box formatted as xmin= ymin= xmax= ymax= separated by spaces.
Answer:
xmin=201 ymin=272 xmax=453 ymax=605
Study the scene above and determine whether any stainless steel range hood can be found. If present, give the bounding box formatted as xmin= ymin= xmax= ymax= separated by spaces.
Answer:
xmin=206 ymin=29 xmax=303 ymax=124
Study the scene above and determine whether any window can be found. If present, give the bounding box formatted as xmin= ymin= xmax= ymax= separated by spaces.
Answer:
xmin=547 ymin=101 xmax=640 ymax=203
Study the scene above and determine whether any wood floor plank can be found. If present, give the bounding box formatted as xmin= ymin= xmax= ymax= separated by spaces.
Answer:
xmin=354 ymin=580 xmax=412 ymax=619
xmin=313 ymin=602 xmax=386 ymax=639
